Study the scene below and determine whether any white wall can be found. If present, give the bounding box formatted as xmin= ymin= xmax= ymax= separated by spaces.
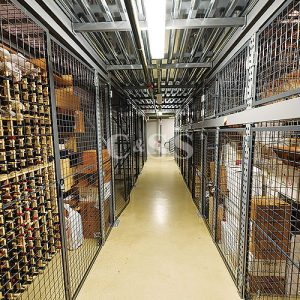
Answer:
xmin=146 ymin=118 xmax=174 ymax=156
xmin=146 ymin=120 xmax=159 ymax=155
xmin=161 ymin=118 xmax=174 ymax=155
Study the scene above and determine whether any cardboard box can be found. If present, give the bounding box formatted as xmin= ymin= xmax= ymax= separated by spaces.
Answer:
xmin=82 ymin=150 xmax=97 ymax=174
xmin=55 ymin=88 xmax=80 ymax=111
xmin=209 ymin=199 xmax=223 ymax=241
xmin=60 ymin=158 xmax=74 ymax=192
xmin=104 ymin=199 xmax=111 ymax=232
xmin=248 ymin=275 xmax=285 ymax=295
xmin=65 ymin=137 xmax=77 ymax=153
xmin=74 ymin=110 xmax=85 ymax=133
xmin=79 ymin=201 xmax=100 ymax=238
xmin=250 ymin=197 xmax=291 ymax=259
xmin=210 ymin=162 xmax=227 ymax=193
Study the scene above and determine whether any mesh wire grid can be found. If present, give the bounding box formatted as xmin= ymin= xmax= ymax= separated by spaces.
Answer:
xmin=51 ymin=40 xmax=102 ymax=297
xmin=216 ymin=130 xmax=245 ymax=278
xmin=245 ymin=121 xmax=300 ymax=299
xmin=218 ymin=45 xmax=248 ymax=115
xmin=111 ymin=107 xmax=128 ymax=217
xmin=99 ymin=83 xmax=113 ymax=234
xmin=204 ymin=77 xmax=217 ymax=119
xmin=0 ymin=2 xmax=65 ymax=299
xmin=255 ymin=0 xmax=300 ymax=105
xmin=192 ymin=131 xmax=202 ymax=209
xmin=202 ymin=130 xmax=216 ymax=235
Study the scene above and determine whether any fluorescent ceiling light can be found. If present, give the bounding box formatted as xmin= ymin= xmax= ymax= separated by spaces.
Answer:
xmin=157 ymin=111 xmax=163 ymax=117
xmin=144 ymin=0 xmax=166 ymax=59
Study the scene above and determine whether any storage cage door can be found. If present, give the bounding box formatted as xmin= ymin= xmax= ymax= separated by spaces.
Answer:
xmin=246 ymin=121 xmax=300 ymax=299
xmin=216 ymin=129 xmax=246 ymax=280
xmin=202 ymin=130 xmax=217 ymax=235
xmin=50 ymin=39 xmax=102 ymax=298
xmin=98 ymin=82 xmax=114 ymax=235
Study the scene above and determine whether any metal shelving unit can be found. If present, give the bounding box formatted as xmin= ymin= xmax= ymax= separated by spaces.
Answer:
xmin=175 ymin=1 xmax=300 ymax=299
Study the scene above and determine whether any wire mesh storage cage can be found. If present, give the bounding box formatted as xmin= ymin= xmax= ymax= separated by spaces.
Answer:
xmin=51 ymin=40 xmax=102 ymax=298
xmin=202 ymin=130 xmax=217 ymax=234
xmin=192 ymin=131 xmax=202 ymax=209
xmin=255 ymin=0 xmax=300 ymax=105
xmin=98 ymin=83 xmax=113 ymax=235
xmin=216 ymin=129 xmax=245 ymax=278
xmin=0 ymin=2 xmax=66 ymax=299
xmin=245 ymin=121 xmax=300 ymax=299
xmin=217 ymin=44 xmax=248 ymax=115
xmin=204 ymin=78 xmax=217 ymax=119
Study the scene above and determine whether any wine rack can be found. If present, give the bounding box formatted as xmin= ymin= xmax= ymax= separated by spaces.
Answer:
xmin=0 ymin=58 xmax=60 ymax=299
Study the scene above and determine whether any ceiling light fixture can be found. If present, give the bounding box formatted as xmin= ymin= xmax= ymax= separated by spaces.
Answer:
xmin=144 ymin=0 xmax=166 ymax=59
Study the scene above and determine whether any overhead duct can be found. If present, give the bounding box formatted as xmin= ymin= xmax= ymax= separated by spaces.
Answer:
xmin=123 ymin=0 xmax=157 ymax=113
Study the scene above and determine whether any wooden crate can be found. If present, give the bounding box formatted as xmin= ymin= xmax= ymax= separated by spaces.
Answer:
xmin=250 ymin=197 xmax=291 ymax=259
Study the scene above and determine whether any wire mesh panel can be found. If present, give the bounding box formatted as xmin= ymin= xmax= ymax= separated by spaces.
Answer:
xmin=245 ymin=122 xmax=300 ymax=299
xmin=255 ymin=0 xmax=300 ymax=105
xmin=99 ymin=83 xmax=113 ymax=235
xmin=202 ymin=130 xmax=216 ymax=234
xmin=204 ymin=78 xmax=217 ymax=119
xmin=51 ymin=40 xmax=101 ymax=298
xmin=217 ymin=129 xmax=245 ymax=278
xmin=0 ymin=2 xmax=65 ymax=299
xmin=192 ymin=131 xmax=202 ymax=210
xmin=111 ymin=94 xmax=141 ymax=218
xmin=218 ymin=45 xmax=248 ymax=115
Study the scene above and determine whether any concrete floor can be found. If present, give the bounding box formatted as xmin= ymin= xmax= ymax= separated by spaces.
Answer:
xmin=77 ymin=156 xmax=241 ymax=300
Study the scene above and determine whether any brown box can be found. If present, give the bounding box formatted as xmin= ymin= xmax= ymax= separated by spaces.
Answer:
xmin=74 ymin=110 xmax=85 ymax=133
xmin=82 ymin=150 xmax=97 ymax=174
xmin=60 ymin=158 xmax=74 ymax=192
xmin=103 ymin=161 xmax=111 ymax=183
xmin=210 ymin=162 xmax=227 ymax=193
xmin=250 ymin=197 xmax=291 ymax=259
xmin=248 ymin=275 xmax=285 ymax=295
xmin=79 ymin=201 xmax=100 ymax=238
xmin=208 ymin=196 xmax=223 ymax=241
xmin=65 ymin=137 xmax=77 ymax=153
xmin=104 ymin=199 xmax=111 ymax=232
xmin=55 ymin=88 xmax=80 ymax=111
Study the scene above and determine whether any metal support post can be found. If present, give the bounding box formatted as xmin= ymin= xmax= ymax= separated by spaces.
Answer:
xmin=237 ymin=124 xmax=254 ymax=298
xmin=199 ymin=129 xmax=205 ymax=215
xmin=212 ymin=128 xmax=220 ymax=242
xmin=107 ymin=83 xmax=116 ymax=224
xmin=46 ymin=33 xmax=71 ymax=300
xmin=94 ymin=71 xmax=106 ymax=244
xmin=245 ymin=33 xmax=258 ymax=109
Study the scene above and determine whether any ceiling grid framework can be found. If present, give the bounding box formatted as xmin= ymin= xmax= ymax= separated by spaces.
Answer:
xmin=55 ymin=0 xmax=258 ymax=111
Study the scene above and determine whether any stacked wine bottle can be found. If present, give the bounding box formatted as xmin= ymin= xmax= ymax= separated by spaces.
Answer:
xmin=0 ymin=64 xmax=61 ymax=299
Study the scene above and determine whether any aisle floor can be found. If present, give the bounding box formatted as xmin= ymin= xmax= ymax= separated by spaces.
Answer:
xmin=77 ymin=156 xmax=240 ymax=300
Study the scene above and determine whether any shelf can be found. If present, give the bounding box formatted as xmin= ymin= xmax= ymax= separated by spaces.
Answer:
xmin=0 ymin=162 xmax=54 ymax=182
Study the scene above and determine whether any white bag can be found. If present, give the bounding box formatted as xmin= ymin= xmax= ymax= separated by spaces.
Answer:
xmin=64 ymin=204 xmax=84 ymax=250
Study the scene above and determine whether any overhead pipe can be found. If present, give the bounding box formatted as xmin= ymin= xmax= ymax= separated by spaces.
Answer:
xmin=123 ymin=0 xmax=157 ymax=114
